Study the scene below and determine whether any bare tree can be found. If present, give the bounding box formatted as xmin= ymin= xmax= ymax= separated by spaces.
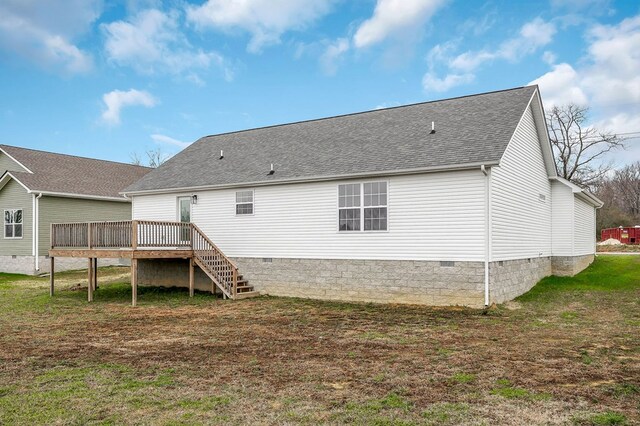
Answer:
xmin=547 ymin=104 xmax=625 ymax=189
xmin=129 ymin=148 xmax=168 ymax=168
xmin=611 ymin=162 xmax=640 ymax=217
xmin=129 ymin=152 xmax=143 ymax=166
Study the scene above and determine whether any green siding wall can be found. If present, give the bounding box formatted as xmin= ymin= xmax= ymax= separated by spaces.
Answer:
xmin=38 ymin=197 xmax=132 ymax=256
xmin=0 ymin=152 xmax=28 ymax=174
xmin=0 ymin=180 xmax=33 ymax=256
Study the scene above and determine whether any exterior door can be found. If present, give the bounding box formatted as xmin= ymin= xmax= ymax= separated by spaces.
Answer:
xmin=177 ymin=197 xmax=191 ymax=242
xmin=178 ymin=197 xmax=191 ymax=223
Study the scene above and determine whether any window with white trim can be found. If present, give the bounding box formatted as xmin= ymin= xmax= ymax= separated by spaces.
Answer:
xmin=235 ymin=190 xmax=254 ymax=215
xmin=338 ymin=182 xmax=387 ymax=231
xmin=4 ymin=209 xmax=23 ymax=239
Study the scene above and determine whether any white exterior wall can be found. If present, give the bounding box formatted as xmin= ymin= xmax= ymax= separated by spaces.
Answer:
xmin=132 ymin=170 xmax=486 ymax=261
xmin=490 ymin=105 xmax=552 ymax=260
xmin=574 ymin=196 xmax=596 ymax=255
xmin=551 ymin=181 xmax=574 ymax=256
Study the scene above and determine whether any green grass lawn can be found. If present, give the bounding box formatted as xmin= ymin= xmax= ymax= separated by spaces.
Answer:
xmin=0 ymin=256 xmax=638 ymax=425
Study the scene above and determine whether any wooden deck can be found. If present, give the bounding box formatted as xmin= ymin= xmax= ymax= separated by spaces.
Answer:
xmin=48 ymin=220 xmax=257 ymax=306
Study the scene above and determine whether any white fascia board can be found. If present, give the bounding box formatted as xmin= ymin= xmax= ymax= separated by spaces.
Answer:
xmin=530 ymin=88 xmax=558 ymax=178
xmin=498 ymin=87 xmax=557 ymax=179
xmin=550 ymin=177 xmax=603 ymax=208
xmin=0 ymin=171 xmax=31 ymax=192
xmin=0 ymin=147 xmax=33 ymax=174
xmin=35 ymin=191 xmax=131 ymax=202
xmin=121 ymin=161 xmax=499 ymax=196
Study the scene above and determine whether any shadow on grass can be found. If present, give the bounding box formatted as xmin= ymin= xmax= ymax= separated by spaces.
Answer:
xmin=54 ymin=282 xmax=222 ymax=307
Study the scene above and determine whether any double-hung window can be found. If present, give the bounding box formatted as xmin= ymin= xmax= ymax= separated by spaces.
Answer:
xmin=338 ymin=182 xmax=387 ymax=232
xmin=235 ymin=190 xmax=254 ymax=215
xmin=4 ymin=209 xmax=23 ymax=239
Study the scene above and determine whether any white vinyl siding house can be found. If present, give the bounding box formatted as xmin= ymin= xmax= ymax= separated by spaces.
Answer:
xmin=133 ymin=170 xmax=486 ymax=261
xmin=574 ymin=197 xmax=597 ymax=256
xmin=491 ymin=105 xmax=552 ymax=261
xmin=124 ymin=86 xmax=603 ymax=307
xmin=551 ymin=181 xmax=574 ymax=256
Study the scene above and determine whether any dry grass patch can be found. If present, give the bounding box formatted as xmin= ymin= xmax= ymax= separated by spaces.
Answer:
xmin=0 ymin=257 xmax=638 ymax=425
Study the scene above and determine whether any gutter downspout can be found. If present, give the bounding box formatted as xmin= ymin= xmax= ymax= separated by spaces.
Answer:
xmin=481 ymin=165 xmax=491 ymax=307
xmin=32 ymin=194 xmax=36 ymax=270
xmin=34 ymin=193 xmax=42 ymax=271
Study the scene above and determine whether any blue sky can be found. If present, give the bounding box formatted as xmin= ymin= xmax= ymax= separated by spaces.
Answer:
xmin=0 ymin=0 xmax=638 ymax=165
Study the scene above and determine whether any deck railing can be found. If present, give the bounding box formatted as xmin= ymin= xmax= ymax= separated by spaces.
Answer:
xmin=50 ymin=220 xmax=238 ymax=297
xmin=51 ymin=220 xmax=194 ymax=250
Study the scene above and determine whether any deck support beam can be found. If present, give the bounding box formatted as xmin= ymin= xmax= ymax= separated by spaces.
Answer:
xmin=49 ymin=257 xmax=54 ymax=296
xmin=131 ymin=258 xmax=138 ymax=307
xmin=87 ymin=258 xmax=94 ymax=302
xmin=189 ymin=257 xmax=195 ymax=298
xmin=93 ymin=258 xmax=98 ymax=290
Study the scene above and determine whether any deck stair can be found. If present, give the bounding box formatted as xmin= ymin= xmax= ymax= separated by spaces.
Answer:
xmin=190 ymin=223 xmax=258 ymax=299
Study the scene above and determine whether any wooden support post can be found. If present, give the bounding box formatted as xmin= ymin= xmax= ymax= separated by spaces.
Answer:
xmin=87 ymin=258 xmax=94 ymax=302
xmin=93 ymin=258 xmax=98 ymax=290
xmin=131 ymin=220 xmax=138 ymax=250
xmin=232 ymin=267 xmax=238 ymax=299
xmin=131 ymin=258 xmax=138 ymax=307
xmin=49 ymin=257 xmax=55 ymax=296
xmin=189 ymin=257 xmax=195 ymax=297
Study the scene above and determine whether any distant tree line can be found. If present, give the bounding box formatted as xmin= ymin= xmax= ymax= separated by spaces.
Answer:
xmin=593 ymin=162 xmax=640 ymax=233
xmin=546 ymin=103 xmax=638 ymax=237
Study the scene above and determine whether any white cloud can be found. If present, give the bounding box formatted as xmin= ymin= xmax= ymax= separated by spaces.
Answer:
xmin=150 ymin=134 xmax=190 ymax=148
xmin=529 ymin=63 xmax=588 ymax=107
xmin=186 ymin=0 xmax=334 ymax=53
xmin=529 ymin=15 xmax=640 ymax=165
xmin=542 ymin=50 xmax=557 ymax=65
xmin=102 ymin=9 xmax=231 ymax=81
xmin=353 ymin=0 xmax=447 ymax=49
xmin=422 ymin=72 xmax=474 ymax=93
xmin=451 ymin=17 xmax=556 ymax=72
xmin=0 ymin=0 xmax=100 ymax=74
xmin=530 ymin=15 xmax=640 ymax=109
xmin=101 ymin=89 xmax=158 ymax=126
xmin=319 ymin=38 xmax=350 ymax=75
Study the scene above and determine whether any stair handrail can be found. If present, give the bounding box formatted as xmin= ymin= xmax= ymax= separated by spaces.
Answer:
xmin=190 ymin=223 xmax=238 ymax=297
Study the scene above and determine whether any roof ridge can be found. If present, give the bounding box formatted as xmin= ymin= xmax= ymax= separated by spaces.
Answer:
xmin=196 ymin=85 xmax=535 ymax=142
xmin=0 ymin=144 xmax=152 ymax=170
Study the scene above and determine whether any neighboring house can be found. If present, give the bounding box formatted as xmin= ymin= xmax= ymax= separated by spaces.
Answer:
xmin=0 ymin=145 xmax=150 ymax=274
xmin=120 ymin=85 xmax=602 ymax=307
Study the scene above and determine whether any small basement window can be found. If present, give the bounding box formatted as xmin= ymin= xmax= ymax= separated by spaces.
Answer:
xmin=4 ymin=209 xmax=23 ymax=239
xmin=235 ymin=190 xmax=254 ymax=215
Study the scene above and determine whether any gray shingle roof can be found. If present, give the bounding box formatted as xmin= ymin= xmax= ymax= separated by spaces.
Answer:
xmin=0 ymin=145 xmax=151 ymax=199
xmin=124 ymin=86 xmax=537 ymax=194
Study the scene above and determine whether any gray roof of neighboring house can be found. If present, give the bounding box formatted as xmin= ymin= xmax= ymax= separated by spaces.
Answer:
xmin=124 ymin=86 xmax=538 ymax=194
xmin=0 ymin=145 xmax=151 ymax=199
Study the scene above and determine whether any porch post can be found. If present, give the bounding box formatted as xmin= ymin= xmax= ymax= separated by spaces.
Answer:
xmin=189 ymin=257 xmax=195 ymax=297
xmin=93 ymin=258 xmax=98 ymax=290
xmin=87 ymin=258 xmax=94 ymax=302
xmin=49 ymin=257 xmax=55 ymax=296
xmin=131 ymin=258 xmax=138 ymax=307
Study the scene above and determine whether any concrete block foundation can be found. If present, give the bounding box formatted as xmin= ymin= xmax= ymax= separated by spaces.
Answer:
xmin=551 ymin=254 xmax=595 ymax=276
xmin=133 ymin=254 xmax=596 ymax=307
